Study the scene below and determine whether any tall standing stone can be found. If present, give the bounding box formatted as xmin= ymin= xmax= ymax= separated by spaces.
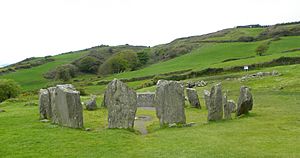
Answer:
xmin=236 ymin=86 xmax=253 ymax=116
xmin=51 ymin=85 xmax=83 ymax=128
xmin=207 ymin=83 xmax=223 ymax=121
xmin=203 ymin=90 xmax=211 ymax=110
xmin=137 ymin=92 xmax=155 ymax=107
xmin=186 ymin=88 xmax=201 ymax=108
xmin=104 ymin=79 xmax=137 ymax=129
xmin=39 ymin=89 xmax=51 ymax=119
xmin=155 ymin=80 xmax=186 ymax=126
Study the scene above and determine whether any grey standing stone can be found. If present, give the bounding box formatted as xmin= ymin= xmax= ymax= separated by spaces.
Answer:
xmin=155 ymin=80 xmax=186 ymax=126
xmin=223 ymin=93 xmax=231 ymax=119
xmin=236 ymin=86 xmax=253 ymax=116
xmin=104 ymin=79 xmax=137 ymax=129
xmin=137 ymin=92 xmax=155 ymax=107
xmin=207 ymin=83 xmax=223 ymax=121
xmin=186 ymin=88 xmax=201 ymax=108
xmin=85 ymin=95 xmax=97 ymax=111
xmin=203 ymin=90 xmax=211 ymax=110
xmin=39 ymin=89 xmax=51 ymax=119
xmin=228 ymin=100 xmax=236 ymax=113
xmin=51 ymin=85 xmax=83 ymax=128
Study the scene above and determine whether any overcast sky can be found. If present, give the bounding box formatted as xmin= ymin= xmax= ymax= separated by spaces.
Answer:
xmin=0 ymin=0 xmax=299 ymax=66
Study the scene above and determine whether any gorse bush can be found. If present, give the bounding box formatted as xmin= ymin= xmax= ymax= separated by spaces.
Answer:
xmin=0 ymin=79 xmax=21 ymax=102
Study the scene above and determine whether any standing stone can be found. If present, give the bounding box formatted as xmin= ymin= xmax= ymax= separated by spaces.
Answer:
xmin=186 ymin=88 xmax=201 ymax=108
xmin=223 ymin=93 xmax=231 ymax=119
xmin=236 ymin=86 xmax=253 ymax=116
xmin=39 ymin=89 xmax=51 ymax=119
xmin=104 ymin=79 xmax=137 ymax=129
xmin=137 ymin=92 xmax=155 ymax=107
xmin=51 ymin=85 xmax=83 ymax=128
xmin=207 ymin=83 xmax=223 ymax=121
xmin=155 ymin=80 xmax=186 ymax=126
xmin=228 ymin=100 xmax=236 ymax=113
xmin=85 ymin=95 xmax=97 ymax=111
xmin=203 ymin=90 xmax=211 ymax=110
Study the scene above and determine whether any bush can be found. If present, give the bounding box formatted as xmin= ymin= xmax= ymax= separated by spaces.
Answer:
xmin=98 ymin=50 xmax=139 ymax=75
xmin=137 ymin=49 xmax=150 ymax=66
xmin=0 ymin=79 xmax=21 ymax=102
xmin=256 ymin=42 xmax=270 ymax=56
xmin=77 ymin=56 xmax=99 ymax=73
xmin=238 ymin=36 xmax=255 ymax=42
xmin=44 ymin=64 xmax=79 ymax=81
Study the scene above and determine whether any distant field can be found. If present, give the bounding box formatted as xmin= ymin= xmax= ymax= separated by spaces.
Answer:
xmin=105 ymin=36 xmax=300 ymax=80
xmin=204 ymin=28 xmax=265 ymax=41
xmin=0 ymin=51 xmax=88 ymax=90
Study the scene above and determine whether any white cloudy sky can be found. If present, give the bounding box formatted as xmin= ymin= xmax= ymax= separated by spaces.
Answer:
xmin=0 ymin=0 xmax=299 ymax=66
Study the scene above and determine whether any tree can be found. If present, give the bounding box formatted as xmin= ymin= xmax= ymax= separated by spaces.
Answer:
xmin=256 ymin=42 xmax=269 ymax=56
xmin=98 ymin=50 xmax=138 ymax=75
xmin=137 ymin=49 xmax=150 ymax=66
xmin=77 ymin=56 xmax=98 ymax=73
xmin=44 ymin=64 xmax=79 ymax=81
xmin=0 ymin=79 xmax=21 ymax=102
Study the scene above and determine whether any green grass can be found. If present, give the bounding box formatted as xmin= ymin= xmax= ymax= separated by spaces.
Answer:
xmin=105 ymin=36 xmax=300 ymax=80
xmin=204 ymin=28 xmax=265 ymax=41
xmin=267 ymin=36 xmax=300 ymax=54
xmin=1 ymin=64 xmax=299 ymax=157
xmin=0 ymin=51 xmax=88 ymax=91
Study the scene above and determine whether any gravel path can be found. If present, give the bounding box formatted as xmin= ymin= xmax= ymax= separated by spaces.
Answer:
xmin=134 ymin=107 xmax=155 ymax=135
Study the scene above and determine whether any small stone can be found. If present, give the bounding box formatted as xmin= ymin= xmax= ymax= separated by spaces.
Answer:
xmin=186 ymin=88 xmax=201 ymax=108
xmin=184 ymin=122 xmax=196 ymax=127
xmin=223 ymin=93 xmax=231 ymax=119
xmin=25 ymin=102 xmax=38 ymax=106
xmin=85 ymin=128 xmax=91 ymax=131
xmin=137 ymin=92 xmax=155 ymax=107
xmin=85 ymin=95 xmax=97 ymax=111
xmin=227 ymin=100 xmax=236 ymax=113
xmin=168 ymin=123 xmax=177 ymax=128
xmin=186 ymin=81 xmax=196 ymax=88
xmin=40 ymin=119 xmax=50 ymax=123
xmin=203 ymin=90 xmax=211 ymax=110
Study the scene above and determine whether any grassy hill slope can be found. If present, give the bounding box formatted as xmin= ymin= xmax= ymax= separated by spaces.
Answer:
xmin=0 ymin=22 xmax=300 ymax=158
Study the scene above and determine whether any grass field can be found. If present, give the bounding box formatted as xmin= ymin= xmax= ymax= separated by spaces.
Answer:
xmin=1 ymin=64 xmax=299 ymax=157
xmin=204 ymin=28 xmax=265 ymax=41
xmin=105 ymin=36 xmax=300 ymax=80
xmin=0 ymin=51 xmax=88 ymax=91
xmin=0 ymin=25 xmax=300 ymax=157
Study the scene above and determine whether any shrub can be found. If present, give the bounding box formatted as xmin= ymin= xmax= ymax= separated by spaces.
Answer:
xmin=256 ymin=42 xmax=270 ymax=56
xmin=44 ymin=64 xmax=79 ymax=81
xmin=77 ymin=56 xmax=99 ymax=73
xmin=238 ymin=36 xmax=255 ymax=42
xmin=137 ymin=49 xmax=150 ymax=66
xmin=0 ymin=79 xmax=21 ymax=102
xmin=98 ymin=50 xmax=139 ymax=75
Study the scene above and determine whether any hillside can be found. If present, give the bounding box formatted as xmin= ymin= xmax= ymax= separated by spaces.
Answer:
xmin=0 ymin=22 xmax=300 ymax=157
xmin=1 ymin=22 xmax=300 ymax=91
